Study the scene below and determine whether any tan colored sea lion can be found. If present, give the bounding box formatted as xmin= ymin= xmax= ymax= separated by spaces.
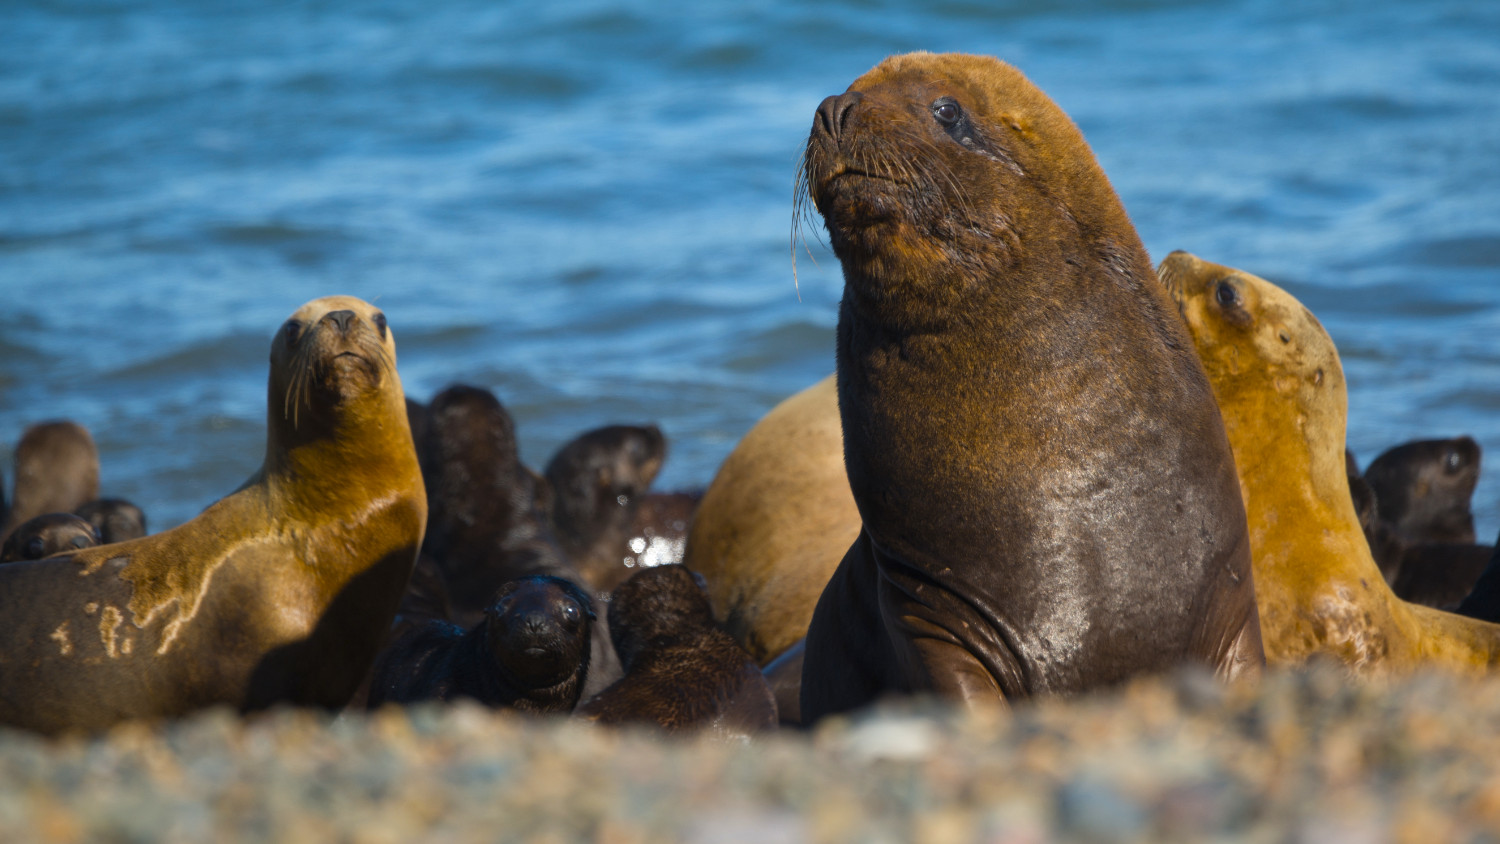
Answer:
xmin=683 ymin=374 xmax=859 ymax=665
xmin=0 ymin=296 xmax=427 ymax=735
xmin=797 ymin=52 xmax=1263 ymax=722
xmin=1160 ymin=250 xmax=1500 ymax=670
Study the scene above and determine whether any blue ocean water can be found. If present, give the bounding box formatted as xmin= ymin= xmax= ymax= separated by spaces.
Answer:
xmin=2 ymin=0 xmax=1498 ymax=534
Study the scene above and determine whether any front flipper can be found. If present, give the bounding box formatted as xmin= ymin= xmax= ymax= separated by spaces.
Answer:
xmin=800 ymin=530 xmax=897 ymax=723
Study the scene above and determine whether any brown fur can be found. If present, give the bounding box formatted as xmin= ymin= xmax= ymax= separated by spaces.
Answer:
xmin=0 ymin=297 xmax=427 ymax=735
xmin=577 ymin=565 xmax=776 ymax=736
xmin=798 ymin=53 xmax=1263 ymax=722
xmin=1160 ymin=250 xmax=1500 ymax=671
xmin=3 ymin=421 xmax=99 ymax=540
xmin=684 ymin=375 xmax=859 ymax=665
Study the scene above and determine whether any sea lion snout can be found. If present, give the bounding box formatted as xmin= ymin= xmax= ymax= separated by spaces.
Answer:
xmin=322 ymin=309 xmax=356 ymax=334
xmin=814 ymin=91 xmax=863 ymax=142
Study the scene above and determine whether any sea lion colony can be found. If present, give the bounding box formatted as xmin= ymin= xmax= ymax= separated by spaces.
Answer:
xmin=1 ymin=52 xmax=1495 ymax=736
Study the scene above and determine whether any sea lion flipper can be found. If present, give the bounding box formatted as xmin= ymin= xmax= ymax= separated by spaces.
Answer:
xmin=801 ymin=531 xmax=896 ymax=720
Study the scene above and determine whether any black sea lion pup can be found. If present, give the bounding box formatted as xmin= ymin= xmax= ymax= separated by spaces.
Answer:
xmin=577 ymin=564 xmax=777 ymax=736
xmin=1364 ymin=437 xmax=1480 ymax=545
xmin=367 ymin=575 xmax=594 ymax=714
xmin=544 ymin=424 xmax=667 ymax=592
xmin=74 ymin=498 xmax=148 ymax=544
xmin=0 ymin=296 xmax=426 ymax=736
xmin=0 ymin=514 xmax=99 ymax=563
xmin=3 ymin=420 xmax=100 ymax=539
xmin=798 ymin=52 xmax=1262 ymax=722
xmin=418 ymin=385 xmax=581 ymax=627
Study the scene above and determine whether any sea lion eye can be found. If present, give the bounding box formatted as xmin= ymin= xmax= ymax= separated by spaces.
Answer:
xmin=373 ymin=312 xmax=388 ymax=339
xmin=25 ymin=538 xmax=45 ymax=559
xmin=932 ymin=99 xmax=961 ymax=126
xmin=285 ymin=320 xmax=303 ymax=345
xmin=1445 ymin=450 xmax=1464 ymax=472
xmin=561 ymin=602 xmax=580 ymax=622
xmin=1214 ymin=279 xmax=1240 ymax=309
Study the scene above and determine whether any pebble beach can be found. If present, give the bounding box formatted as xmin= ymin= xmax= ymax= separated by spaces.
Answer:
xmin=5 ymin=666 xmax=1498 ymax=843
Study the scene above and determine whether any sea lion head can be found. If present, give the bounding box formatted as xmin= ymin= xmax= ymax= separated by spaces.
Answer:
xmin=5 ymin=421 xmax=100 ymax=534
xmin=544 ymin=424 xmax=667 ymax=550
xmin=606 ymin=564 xmax=714 ymax=670
xmin=269 ymin=296 xmax=399 ymax=443
xmin=74 ymin=498 xmax=147 ymax=545
xmin=1363 ymin=437 xmax=1481 ymax=543
xmin=1160 ymin=250 xmax=1348 ymax=493
xmin=799 ymin=51 xmax=1144 ymax=328
xmin=483 ymin=575 xmax=595 ymax=690
xmin=0 ymin=513 xmax=100 ymax=563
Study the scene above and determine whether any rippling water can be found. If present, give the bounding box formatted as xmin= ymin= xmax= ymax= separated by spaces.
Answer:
xmin=3 ymin=0 xmax=1498 ymax=534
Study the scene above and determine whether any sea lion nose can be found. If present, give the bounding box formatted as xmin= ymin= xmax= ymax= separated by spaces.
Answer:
xmin=815 ymin=91 xmax=863 ymax=141
xmin=323 ymin=310 xmax=356 ymax=334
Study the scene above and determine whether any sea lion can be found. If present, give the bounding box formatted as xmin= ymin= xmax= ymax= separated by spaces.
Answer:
xmin=1364 ymin=437 xmax=1480 ymax=545
xmin=74 ymin=498 xmax=148 ymax=544
xmin=1387 ymin=542 xmax=1493 ymax=609
xmin=2 ymin=420 xmax=100 ymax=539
xmin=367 ymin=575 xmax=594 ymax=714
xmin=684 ymin=374 xmax=859 ymax=666
xmin=544 ymin=424 xmax=667 ymax=592
xmin=0 ymin=296 xmax=427 ymax=735
xmin=1159 ymin=250 xmax=1500 ymax=670
xmin=796 ymin=52 xmax=1263 ymax=722
xmin=577 ymin=564 xmax=777 ymax=735
xmin=0 ymin=513 xmax=99 ymax=563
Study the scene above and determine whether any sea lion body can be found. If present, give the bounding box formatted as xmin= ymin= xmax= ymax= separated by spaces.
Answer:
xmin=798 ymin=53 xmax=1262 ymax=721
xmin=684 ymin=375 xmax=859 ymax=666
xmin=0 ymin=297 xmax=426 ymax=735
xmin=1161 ymin=250 xmax=1500 ymax=671
xmin=3 ymin=420 xmax=100 ymax=539
xmin=0 ymin=513 xmax=99 ymax=562
xmin=578 ymin=564 xmax=776 ymax=736
xmin=368 ymin=575 xmax=594 ymax=714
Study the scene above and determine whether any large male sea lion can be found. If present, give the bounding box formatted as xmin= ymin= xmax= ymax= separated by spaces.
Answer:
xmin=0 ymin=297 xmax=427 ymax=735
xmin=684 ymin=375 xmax=858 ymax=666
xmin=797 ymin=53 xmax=1263 ymax=721
xmin=1160 ymin=250 xmax=1500 ymax=670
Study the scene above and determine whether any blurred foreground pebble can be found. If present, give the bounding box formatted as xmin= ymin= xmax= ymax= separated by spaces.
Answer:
xmin=2 ymin=665 xmax=1498 ymax=843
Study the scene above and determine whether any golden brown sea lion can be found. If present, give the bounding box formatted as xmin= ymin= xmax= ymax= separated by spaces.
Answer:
xmin=0 ymin=296 xmax=427 ymax=735
xmin=1160 ymin=250 xmax=1500 ymax=670
xmin=797 ymin=52 xmax=1263 ymax=722
xmin=683 ymin=374 xmax=858 ymax=665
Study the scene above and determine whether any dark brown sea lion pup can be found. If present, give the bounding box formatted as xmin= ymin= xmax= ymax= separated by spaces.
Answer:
xmin=577 ymin=565 xmax=777 ymax=735
xmin=418 ymin=384 xmax=582 ymax=627
xmin=1161 ymin=250 xmax=1500 ymax=671
xmin=544 ymin=424 xmax=667 ymax=592
xmin=0 ymin=513 xmax=99 ymax=563
xmin=796 ymin=52 xmax=1263 ymax=721
xmin=74 ymin=498 xmax=148 ymax=544
xmin=1364 ymin=437 xmax=1480 ymax=545
xmin=2 ymin=420 xmax=100 ymax=539
xmin=0 ymin=296 xmax=427 ymax=735
xmin=367 ymin=575 xmax=594 ymax=714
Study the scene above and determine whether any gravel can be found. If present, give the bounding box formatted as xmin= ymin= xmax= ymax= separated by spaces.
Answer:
xmin=3 ymin=664 xmax=1498 ymax=843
